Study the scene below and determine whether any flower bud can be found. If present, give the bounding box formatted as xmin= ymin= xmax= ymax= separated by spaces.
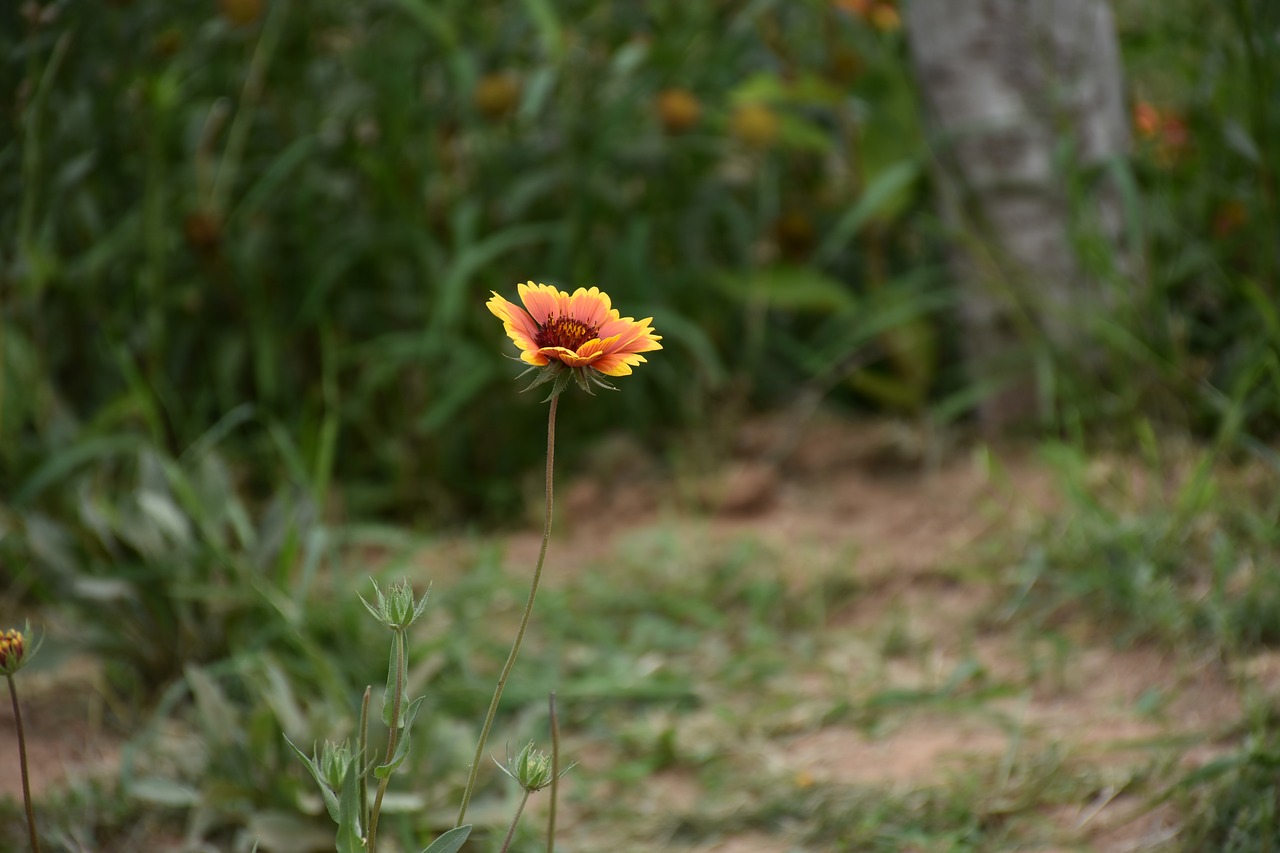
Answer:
xmin=360 ymin=578 xmax=430 ymax=631
xmin=319 ymin=740 xmax=355 ymax=793
xmin=500 ymin=742 xmax=555 ymax=793
xmin=0 ymin=626 xmax=38 ymax=676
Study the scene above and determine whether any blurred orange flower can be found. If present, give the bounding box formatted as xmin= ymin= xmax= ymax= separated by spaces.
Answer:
xmin=835 ymin=0 xmax=901 ymax=31
xmin=656 ymin=88 xmax=702 ymax=134
xmin=1133 ymin=101 xmax=1162 ymax=138
xmin=1133 ymin=100 xmax=1191 ymax=167
xmin=488 ymin=283 xmax=662 ymax=377
xmin=1213 ymin=200 xmax=1248 ymax=238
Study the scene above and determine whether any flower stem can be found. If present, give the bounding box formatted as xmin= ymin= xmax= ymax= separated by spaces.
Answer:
xmin=358 ymin=685 xmax=371 ymax=835
xmin=368 ymin=630 xmax=406 ymax=853
xmin=498 ymin=789 xmax=532 ymax=853
xmin=6 ymin=674 xmax=40 ymax=853
xmin=546 ymin=691 xmax=561 ymax=853
xmin=456 ymin=395 xmax=559 ymax=827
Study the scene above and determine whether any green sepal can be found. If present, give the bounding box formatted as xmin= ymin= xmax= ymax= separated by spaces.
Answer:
xmin=334 ymin=761 xmax=364 ymax=853
xmin=420 ymin=825 xmax=472 ymax=853
xmin=588 ymin=371 xmax=618 ymax=392
xmin=542 ymin=367 xmax=576 ymax=402
xmin=284 ymin=735 xmax=341 ymax=824
xmin=358 ymin=578 xmax=389 ymax=623
xmin=375 ymin=695 xmax=425 ymax=780
xmin=520 ymin=363 xmax=563 ymax=393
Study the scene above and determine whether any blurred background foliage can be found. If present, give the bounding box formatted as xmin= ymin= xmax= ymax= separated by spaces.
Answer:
xmin=2 ymin=0 xmax=1280 ymax=848
xmin=2 ymin=0 xmax=1273 ymax=535
xmin=1 ymin=0 xmax=936 ymax=532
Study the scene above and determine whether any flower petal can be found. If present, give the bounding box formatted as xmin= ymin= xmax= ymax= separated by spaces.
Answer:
xmin=487 ymin=292 xmax=541 ymax=352
xmin=566 ymin=287 xmax=614 ymax=330
xmin=598 ymin=316 xmax=663 ymax=355
xmin=518 ymin=282 xmax=568 ymax=325
xmin=536 ymin=345 xmax=604 ymax=368
xmin=594 ymin=351 xmax=651 ymax=376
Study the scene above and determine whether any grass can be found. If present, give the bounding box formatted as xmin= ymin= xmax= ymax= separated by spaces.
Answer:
xmin=5 ymin=429 xmax=1280 ymax=851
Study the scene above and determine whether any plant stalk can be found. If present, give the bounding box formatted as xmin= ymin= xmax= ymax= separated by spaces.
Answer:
xmin=7 ymin=674 xmax=40 ymax=853
xmin=456 ymin=394 xmax=559 ymax=827
xmin=367 ymin=630 xmax=406 ymax=853
xmin=499 ymin=790 xmax=532 ymax=853
xmin=546 ymin=691 xmax=561 ymax=853
xmin=358 ymin=685 xmax=371 ymax=836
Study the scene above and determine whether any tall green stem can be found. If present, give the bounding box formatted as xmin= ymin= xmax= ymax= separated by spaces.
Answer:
xmin=367 ymin=630 xmax=406 ymax=853
xmin=7 ymin=674 xmax=40 ymax=853
xmin=456 ymin=395 xmax=559 ymax=827
xmin=546 ymin=691 xmax=561 ymax=853
xmin=498 ymin=790 xmax=532 ymax=853
xmin=357 ymin=686 xmax=371 ymax=837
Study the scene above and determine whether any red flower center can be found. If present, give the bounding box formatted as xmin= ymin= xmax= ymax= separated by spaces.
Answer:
xmin=537 ymin=316 xmax=597 ymax=351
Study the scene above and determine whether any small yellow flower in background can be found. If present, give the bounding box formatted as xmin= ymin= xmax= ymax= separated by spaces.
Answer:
xmin=474 ymin=72 xmax=521 ymax=121
xmin=488 ymin=283 xmax=662 ymax=385
xmin=730 ymin=102 xmax=780 ymax=149
xmin=869 ymin=3 xmax=901 ymax=31
xmin=219 ymin=0 xmax=264 ymax=27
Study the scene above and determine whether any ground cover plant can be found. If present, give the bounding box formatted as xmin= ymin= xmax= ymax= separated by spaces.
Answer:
xmin=3 ymin=0 xmax=1280 ymax=850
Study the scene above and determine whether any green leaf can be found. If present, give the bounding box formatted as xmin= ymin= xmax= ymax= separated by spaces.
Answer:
xmin=128 ymin=776 xmax=201 ymax=807
xmin=375 ymin=696 xmax=425 ymax=780
xmin=718 ymin=266 xmax=856 ymax=313
xmin=284 ymin=735 xmax=341 ymax=824
xmin=334 ymin=762 xmax=363 ymax=853
xmin=185 ymin=664 xmax=239 ymax=747
xmin=382 ymin=633 xmax=408 ymax=729
xmin=815 ymin=160 xmax=921 ymax=264
xmin=420 ymin=825 xmax=472 ymax=853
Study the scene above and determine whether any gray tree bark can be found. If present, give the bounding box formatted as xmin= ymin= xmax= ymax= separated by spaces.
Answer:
xmin=905 ymin=0 xmax=1133 ymax=429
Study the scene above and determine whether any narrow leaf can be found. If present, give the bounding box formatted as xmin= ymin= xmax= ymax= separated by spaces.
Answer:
xmin=334 ymin=762 xmax=363 ymax=853
xmin=284 ymin=734 xmax=341 ymax=823
xmin=375 ymin=696 xmax=426 ymax=780
xmin=382 ymin=632 xmax=407 ymax=728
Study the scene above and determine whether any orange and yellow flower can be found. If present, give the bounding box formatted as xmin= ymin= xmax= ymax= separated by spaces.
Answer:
xmin=487 ymin=282 xmax=662 ymax=378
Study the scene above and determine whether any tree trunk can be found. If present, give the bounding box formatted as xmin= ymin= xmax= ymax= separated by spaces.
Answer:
xmin=905 ymin=0 xmax=1133 ymax=430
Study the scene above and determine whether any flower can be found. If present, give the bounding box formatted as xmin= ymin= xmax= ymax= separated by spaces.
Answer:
xmin=487 ymin=283 xmax=662 ymax=387
xmin=219 ymin=0 xmax=263 ymax=27
xmin=359 ymin=578 xmax=429 ymax=632
xmin=656 ymin=88 xmax=702 ymax=134
xmin=495 ymin=741 xmax=573 ymax=793
xmin=474 ymin=72 xmax=521 ymax=121
xmin=835 ymin=0 xmax=901 ymax=31
xmin=1132 ymin=100 xmax=1190 ymax=167
xmin=0 ymin=626 xmax=39 ymax=676
xmin=730 ymin=103 xmax=780 ymax=149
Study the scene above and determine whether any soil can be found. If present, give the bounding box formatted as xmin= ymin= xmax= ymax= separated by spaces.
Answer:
xmin=0 ymin=414 xmax=1250 ymax=851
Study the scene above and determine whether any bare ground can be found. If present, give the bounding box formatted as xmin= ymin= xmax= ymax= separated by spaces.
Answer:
xmin=0 ymin=414 xmax=1254 ymax=851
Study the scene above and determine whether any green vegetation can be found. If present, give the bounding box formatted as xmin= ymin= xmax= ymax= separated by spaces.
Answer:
xmin=3 ymin=0 xmax=1280 ymax=850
